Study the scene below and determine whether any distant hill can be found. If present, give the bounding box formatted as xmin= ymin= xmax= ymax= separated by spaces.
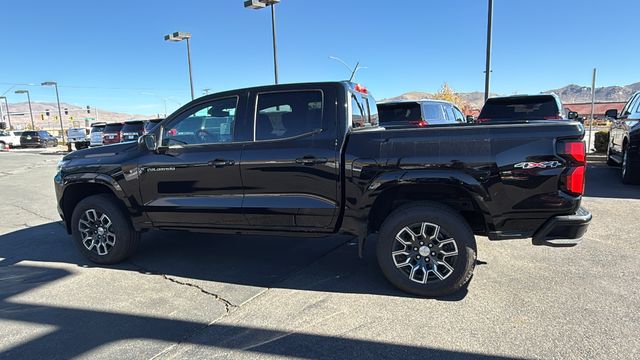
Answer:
xmin=2 ymin=102 xmax=152 ymax=129
xmin=383 ymin=82 xmax=640 ymax=109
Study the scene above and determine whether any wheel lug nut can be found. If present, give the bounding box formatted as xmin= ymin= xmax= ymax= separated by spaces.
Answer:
xmin=413 ymin=247 xmax=418 ymax=251
xmin=416 ymin=255 xmax=421 ymax=259
xmin=428 ymin=244 xmax=433 ymax=248
xmin=419 ymin=242 xmax=424 ymax=245
xmin=431 ymin=252 xmax=436 ymax=256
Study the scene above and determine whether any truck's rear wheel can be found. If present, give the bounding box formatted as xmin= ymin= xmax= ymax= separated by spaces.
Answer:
xmin=71 ymin=194 xmax=140 ymax=264
xmin=621 ymin=147 xmax=640 ymax=184
xmin=376 ymin=202 xmax=476 ymax=297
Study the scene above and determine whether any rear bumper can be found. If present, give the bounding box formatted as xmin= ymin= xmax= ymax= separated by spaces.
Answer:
xmin=532 ymin=206 xmax=591 ymax=247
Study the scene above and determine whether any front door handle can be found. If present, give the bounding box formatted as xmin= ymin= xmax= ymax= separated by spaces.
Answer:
xmin=295 ymin=156 xmax=328 ymax=165
xmin=208 ymin=159 xmax=235 ymax=168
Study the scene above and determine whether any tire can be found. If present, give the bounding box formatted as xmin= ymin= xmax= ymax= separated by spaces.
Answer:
xmin=71 ymin=194 xmax=140 ymax=264
xmin=41 ymin=141 xmax=47 ymax=148
xmin=621 ymin=147 xmax=640 ymax=185
xmin=376 ymin=201 xmax=477 ymax=297
xmin=606 ymin=146 xmax=618 ymax=166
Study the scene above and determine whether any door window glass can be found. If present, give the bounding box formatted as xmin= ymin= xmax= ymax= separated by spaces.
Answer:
xmin=162 ymin=97 xmax=237 ymax=146
xmin=452 ymin=107 xmax=465 ymax=122
xmin=255 ymin=91 xmax=323 ymax=140
xmin=444 ymin=105 xmax=456 ymax=123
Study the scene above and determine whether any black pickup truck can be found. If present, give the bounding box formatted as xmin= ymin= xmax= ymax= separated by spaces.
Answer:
xmin=54 ymin=81 xmax=591 ymax=296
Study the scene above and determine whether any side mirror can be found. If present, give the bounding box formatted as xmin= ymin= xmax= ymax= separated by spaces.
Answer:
xmin=139 ymin=134 xmax=157 ymax=151
xmin=567 ymin=111 xmax=578 ymax=120
xmin=604 ymin=109 xmax=618 ymax=119
xmin=466 ymin=115 xmax=475 ymax=123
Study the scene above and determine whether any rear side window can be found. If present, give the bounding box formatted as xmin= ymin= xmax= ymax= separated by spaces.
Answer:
xmin=122 ymin=121 xmax=144 ymax=133
xmin=480 ymin=96 xmax=560 ymax=121
xmin=255 ymin=90 xmax=323 ymax=141
xmin=22 ymin=131 xmax=38 ymax=136
xmin=378 ymin=103 xmax=422 ymax=125
xmin=422 ymin=103 xmax=447 ymax=122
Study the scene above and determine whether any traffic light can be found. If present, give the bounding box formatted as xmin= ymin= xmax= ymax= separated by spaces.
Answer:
xmin=70 ymin=116 xmax=74 ymax=121
xmin=40 ymin=113 xmax=45 ymax=121
xmin=45 ymin=109 xmax=50 ymax=116
xmin=64 ymin=108 xmax=68 ymax=115
xmin=86 ymin=106 xmax=91 ymax=114
xmin=0 ymin=122 xmax=6 ymax=130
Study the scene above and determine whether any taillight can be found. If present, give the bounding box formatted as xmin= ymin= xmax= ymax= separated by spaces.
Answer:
xmin=558 ymin=140 xmax=586 ymax=196
xmin=409 ymin=119 xmax=428 ymax=127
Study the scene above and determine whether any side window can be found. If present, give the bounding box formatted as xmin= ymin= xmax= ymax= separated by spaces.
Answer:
xmin=452 ymin=107 xmax=465 ymax=123
xmin=366 ymin=97 xmax=379 ymax=126
xmin=444 ymin=105 xmax=456 ymax=123
xmin=621 ymin=95 xmax=638 ymax=116
xmin=351 ymin=95 xmax=366 ymax=128
xmin=162 ymin=97 xmax=237 ymax=146
xmin=255 ymin=90 xmax=323 ymax=140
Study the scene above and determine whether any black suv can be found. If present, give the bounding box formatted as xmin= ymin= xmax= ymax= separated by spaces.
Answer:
xmin=20 ymin=131 xmax=58 ymax=148
xmin=606 ymin=91 xmax=640 ymax=184
xmin=121 ymin=121 xmax=145 ymax=142
xmin=478 ymin=94 xmax=578 ymax=123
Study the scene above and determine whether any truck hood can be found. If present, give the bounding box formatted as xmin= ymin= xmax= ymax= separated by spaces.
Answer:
xmin=63 ymin=141 xmax=138 ymax=161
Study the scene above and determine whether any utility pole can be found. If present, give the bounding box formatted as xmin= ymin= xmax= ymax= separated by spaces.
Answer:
xmin=588 ymin=68 xmax=597 ymax=154
xmin=484 ymin=0 xmax=494 ymax=102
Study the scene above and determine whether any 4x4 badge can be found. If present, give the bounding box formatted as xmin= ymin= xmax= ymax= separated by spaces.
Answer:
xmin=514 ymin=161 xmax=561 ymax=169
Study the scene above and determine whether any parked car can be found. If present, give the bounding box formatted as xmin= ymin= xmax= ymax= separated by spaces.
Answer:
xmin=478 ymin=94 xmax=578 ymax=123
xmin=55 ymin=81 xmax=590 ymax=297
xmin=144 ymin=118 xmax=163 ymax=133
xmin=605 ymin=91 xmax=640 ymax=184
xmin=120 ymin=120 xmax=146 ymax=142
xmin=20 ymin=130 xmax=58 ymax=148
xmin=101 ymin=123 xmax=124 ymax=145
xmin=377 ymin=99 xmax=466 ymax=128
xmin=89 ymin=122 xmax=106 ymax=147
xmin=0 ymin=130 xmax=23 ymax=148
xmin=67 ymin=128 xmax=90 ymax=150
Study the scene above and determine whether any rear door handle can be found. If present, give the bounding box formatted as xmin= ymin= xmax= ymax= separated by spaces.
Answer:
xmin=295 ymin=156 xmax=328 ymax=165
xmin=208 ymin=159 xmax=235 ymax=168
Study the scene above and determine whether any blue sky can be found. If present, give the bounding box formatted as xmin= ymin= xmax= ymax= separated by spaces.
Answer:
xmin=1 ymin=0 xmax=638 ymax=115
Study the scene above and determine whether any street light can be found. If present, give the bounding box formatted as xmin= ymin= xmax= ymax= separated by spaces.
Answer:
xmin=0 ymin=96 xmax=11 ymax=130
xmin=244 ymin=0 xmax=281 ymax=84
xmin=14 ymin=90 xmax=35 ymax=130
xmin=41 ymin=81 xmax=66 ymax=144
xmin=484 ymin=0 xmax=494 ymax=102
xmin=164 ymin=31 xmax=195 ymax=100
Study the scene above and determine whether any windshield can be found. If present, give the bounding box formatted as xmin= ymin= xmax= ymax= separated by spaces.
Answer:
xmin=103 ymin=123 xmax=123 ymax=132
xmin=90 ymin=125 xmax=106 ymax=133
xmin=122 ymin=122 xmax=144 ymax=133
xmin=378 ymin=103 xmax=422 ymax=124
xmin=479 ymin=96 xmax=560 ymax=121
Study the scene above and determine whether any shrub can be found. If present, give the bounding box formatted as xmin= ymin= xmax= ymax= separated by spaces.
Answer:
xmin=594 ymin=131 xmax=609 ymax=153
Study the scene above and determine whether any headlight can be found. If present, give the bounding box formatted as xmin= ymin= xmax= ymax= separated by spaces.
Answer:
xmin=56 ymin=160 xmax=70 ymax=172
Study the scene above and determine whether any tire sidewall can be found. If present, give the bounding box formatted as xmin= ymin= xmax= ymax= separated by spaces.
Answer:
xmin=376 ymin=204 xmax=476 ymax=297
xmin=71 ymin=194 xmax=137 ymax=264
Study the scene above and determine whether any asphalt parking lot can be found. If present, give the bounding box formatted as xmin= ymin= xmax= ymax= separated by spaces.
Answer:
xmin=0 ymin=150 xmax=638 ymax=360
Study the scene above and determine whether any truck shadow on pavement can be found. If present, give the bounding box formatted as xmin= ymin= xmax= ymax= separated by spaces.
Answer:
xmin=0 ymin=264 xmax=505 ymax=359
xmin=0 ymin=224 xmax=495 ymax=359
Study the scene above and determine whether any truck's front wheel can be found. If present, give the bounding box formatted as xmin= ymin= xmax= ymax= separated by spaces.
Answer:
xmin=376 ymin=202 xmax=476 ymax=297
xmin=71 ymin=194 xmax=140 ymax=264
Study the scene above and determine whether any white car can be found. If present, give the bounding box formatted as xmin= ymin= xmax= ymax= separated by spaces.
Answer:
xmin=0 ymin=130 xmax=23 ymax=148
xmin=89 ymin=122 xmax=106 ymax=147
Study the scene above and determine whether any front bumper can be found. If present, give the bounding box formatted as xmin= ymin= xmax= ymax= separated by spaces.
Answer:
xmin=532 ymin=206 xmax=591 ymax=247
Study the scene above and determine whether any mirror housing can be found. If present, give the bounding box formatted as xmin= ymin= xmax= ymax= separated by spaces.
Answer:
xmin=466 ymin=115 xmax=475 ymax=123
xmin=567 ymin=111 xmax=578 ymax=120
xmin=604 ymin=109 xmax=618 ymax=119
xmin=140 ymin=134 xmax=157 ymax=152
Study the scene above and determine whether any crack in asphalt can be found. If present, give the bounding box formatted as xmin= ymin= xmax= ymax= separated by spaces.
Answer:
xmin=127 ymin=261 xmax=237 ymax=314
xmin=9 ymin=203 xmax=60 ymax=223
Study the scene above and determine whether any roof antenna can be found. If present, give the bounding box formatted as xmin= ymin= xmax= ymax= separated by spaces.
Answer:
xmin=329 ymin=56 xmax=367 ymax=82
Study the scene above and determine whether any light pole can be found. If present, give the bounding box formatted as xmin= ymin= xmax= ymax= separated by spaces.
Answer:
xmin=41 ymin=81 xmax=66 ymax=143
xmin=0 ymin=96 xmax=10 ymax=129
xmin=164 ymin=31 xmax=195 ymax=100
xmin=484 ymin=0 xmax=494 ymax=102
xmin=244 ymin=0 xmax=281 ymax=84
xmin=15 ymin=90 xmax=35 ymax=129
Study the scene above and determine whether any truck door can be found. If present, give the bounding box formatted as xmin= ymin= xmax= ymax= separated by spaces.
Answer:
xmin=240 ymin=86 xmax=340 ymax=231
xmin=138 ymin=96 xmax=247 ymax=228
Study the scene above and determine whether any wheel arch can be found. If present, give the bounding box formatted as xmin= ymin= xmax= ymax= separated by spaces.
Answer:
xmin=60 ymin=175 xmax=134 ymax=233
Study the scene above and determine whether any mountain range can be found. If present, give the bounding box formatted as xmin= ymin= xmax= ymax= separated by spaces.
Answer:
xmin=383 ymin=82 xmax=640 ymax=109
